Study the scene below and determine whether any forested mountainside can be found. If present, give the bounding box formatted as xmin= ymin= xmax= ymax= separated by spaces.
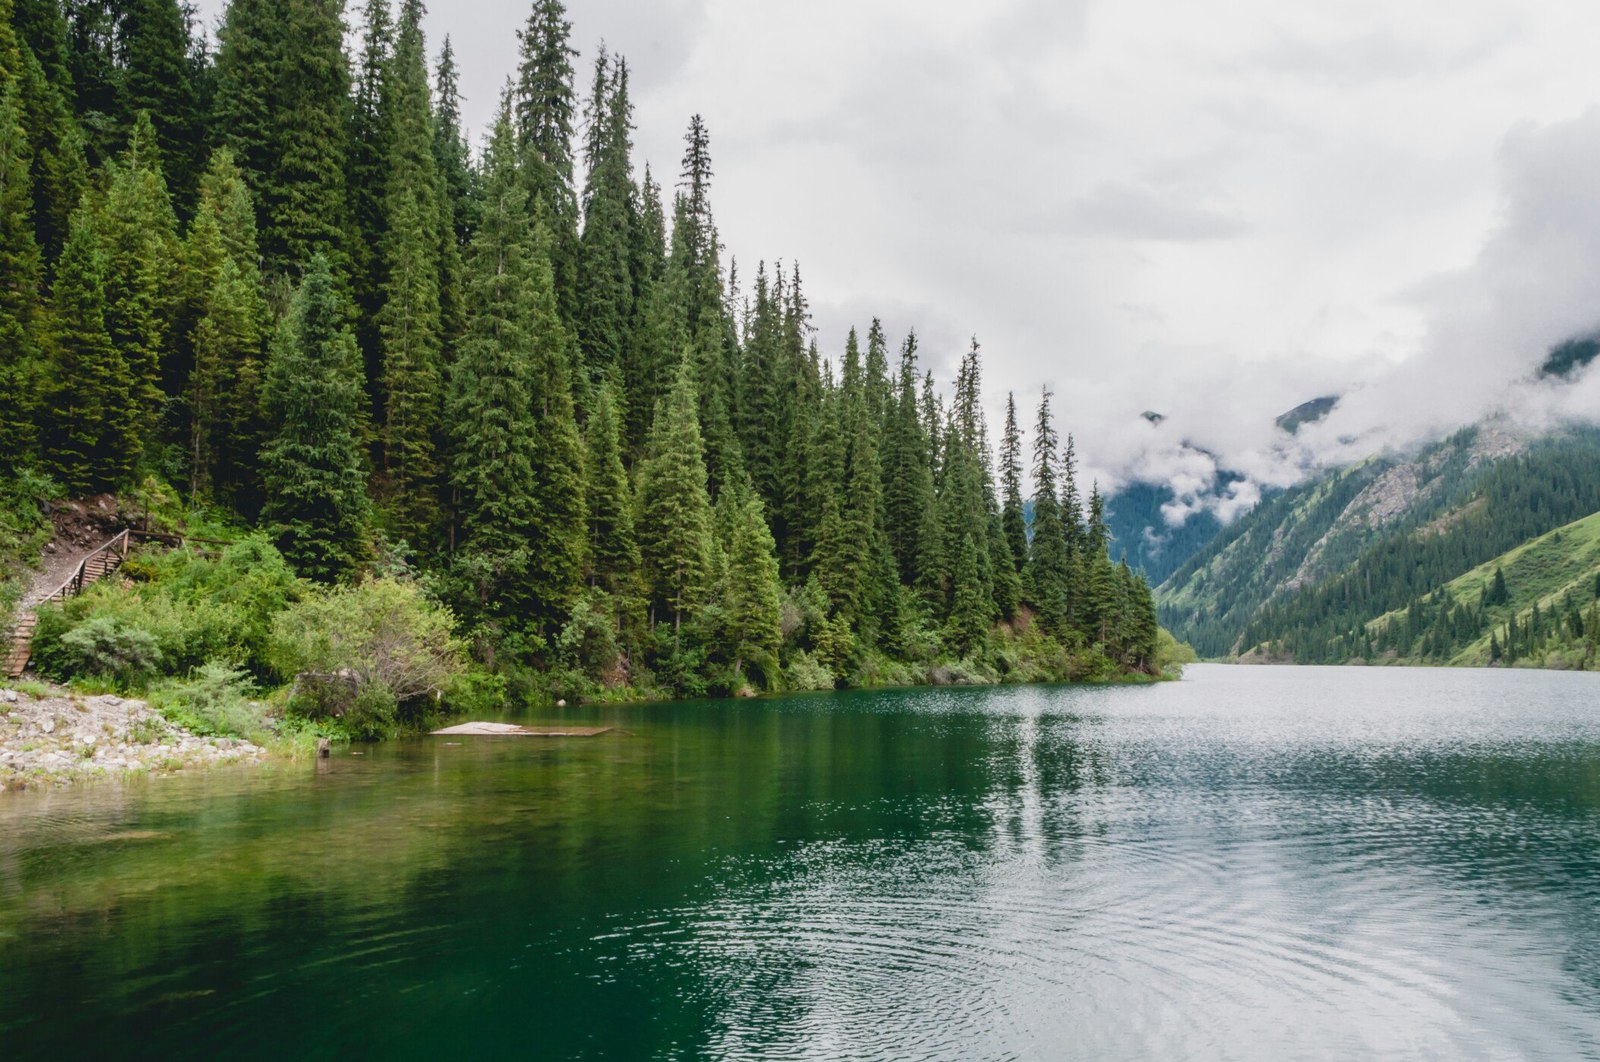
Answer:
xmin=1104 ymin=481 xmax=1226 ymax=588
xmin=1358 ymin=511 xmax=1600 ymax=668
xmin=1159 ymin=425 xmax=1600 ymax=664
xmin=0 ymin=0 xmax=1163 ymax=728
xmin=1103 ymin=398 xmax=1333 ymax=587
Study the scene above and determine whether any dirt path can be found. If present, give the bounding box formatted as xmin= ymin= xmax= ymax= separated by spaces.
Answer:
xmin=14 ymin=498 xmax=123 ymax=611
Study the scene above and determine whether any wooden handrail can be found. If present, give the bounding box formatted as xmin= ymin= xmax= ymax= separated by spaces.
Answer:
xmin=7 ymin=526 xmax=215 ymax=676
xmin=38 ymin=529 xmax=131 ymax=605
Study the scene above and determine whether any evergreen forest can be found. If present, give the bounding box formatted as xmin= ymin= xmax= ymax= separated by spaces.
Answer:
xmin=0 ymin=0 xmax=1164 ymax=725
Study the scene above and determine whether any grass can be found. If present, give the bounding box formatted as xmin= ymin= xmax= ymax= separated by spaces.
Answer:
xmin=1358 ymin=509 xmax=1600 ymax=665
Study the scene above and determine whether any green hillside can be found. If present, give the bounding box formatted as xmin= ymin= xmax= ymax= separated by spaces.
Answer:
xmin=1160 ymin=425 xmax=1600 ymax=663
xmin=1354 ymin=512 xmax=1600 ymax=668
xmin=1157 ymin=425 xmax=1527 ymax=656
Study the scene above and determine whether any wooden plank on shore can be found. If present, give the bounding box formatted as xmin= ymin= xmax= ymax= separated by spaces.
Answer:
xmin=429 ymin=722 xmax=613 ymax=737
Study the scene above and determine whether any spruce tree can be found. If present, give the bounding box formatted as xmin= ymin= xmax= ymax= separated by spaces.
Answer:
xmin=6 ymin=0 xmax=87 ymax=263
xmin=1077 ymin=485 xmax=1119 ymax=649
xmin=183 ymin=148 xmax=267 ymax=505
xmin=347 ymin=0 xmax=394 ymax=374
xmin=447 ymin=114 xmax=541 ymax=619
xmin=637 ymin=360 xmax=714 ymax=638
xmin=431 ymin=36 xmax=476 ymax=251
xmin=97 ymin=112 xmax=179 ymax=452
xmin=514 ymin=0 xmax=579 ymax=321
xmin=945 ymin=528 xmax=991 ymax=655
xmin=259 ymin=255 xmax=372 ymax=582
xmin=44 ymin=207 xmax=136 ymax=493
xmin=575 ymin=47 xmax=635 ymax=387
xmin=215 ymin=0 xmax=349 ymax=277
xmin=723 ymin=490 xmax=783 ymax=686
xmin=1000 ymin=392 xmax=1027 ymax=573
xmin=1025 ymin=391 xmax=1071 ymax=637
xmin=779 ymin=338 xmax=824 ymax=578
xmin=430 ymin=37 xmax=469 ymax=353
xmin=815 ymin=328 xmax=883 ymax=626
xmin=119 ymin=0 xmax=204 ymax=214
xmin=736 ymin=261 xmax=785 ymax=517
xmin=211 ymin=0 xmax=275 ymax=197
xmin=666 ymin=115 xmax=742 ymax=490
xmin=585 ymin=380 xmax=641 ymax=599
xmin=375 ymin=0 xmax=446 ymax=547
xmin=881 ymin=332 xmax=933 ymax=585
xmin=0 ymin=80 xmax=42 ymax=468
xmin=622 ymin=163 xmax=669 ymax=450
xmin=525 ymin=214 xmax=589 ymax=626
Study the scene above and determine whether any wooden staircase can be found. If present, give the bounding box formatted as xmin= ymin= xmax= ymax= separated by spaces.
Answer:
xmin=5 ymin=529 xmax=133 ymax=678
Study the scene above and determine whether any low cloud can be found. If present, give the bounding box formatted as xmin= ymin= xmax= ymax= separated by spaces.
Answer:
xmin=1093 ymin=107 xmax=1600 ymax=524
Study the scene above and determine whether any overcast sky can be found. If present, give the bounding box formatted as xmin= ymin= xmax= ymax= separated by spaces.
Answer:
xmin=198 ymin=0 xmax=1600 ymax=509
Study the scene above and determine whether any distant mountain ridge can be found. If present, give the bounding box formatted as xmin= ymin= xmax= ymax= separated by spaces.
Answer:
xmin=1157 ymin=424 xmax=1600 ymax=663
xmin=1104 ymin=396 xmax=1333 ymax=585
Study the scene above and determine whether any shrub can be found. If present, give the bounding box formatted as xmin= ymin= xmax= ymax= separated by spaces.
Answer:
xmin=150 ymin=662 xmax=268 ymax=739
xmin=784 ymin=650 xmax=835 ymax=692
xmin=1154 ymin=629 xmax=1199 ymax=677
xmin=272 ymin=577 xmax=466 ymax=738
xmin=31 ymin=535 xmax=302 ymax=685
xmin=555 ymin=589 xmax=626 ymax=686
xmin=57 ymin=616 xmax=163 ymax=683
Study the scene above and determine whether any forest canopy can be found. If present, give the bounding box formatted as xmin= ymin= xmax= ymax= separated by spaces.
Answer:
xmin=0 ymin=0 xmax=1162 ymax=703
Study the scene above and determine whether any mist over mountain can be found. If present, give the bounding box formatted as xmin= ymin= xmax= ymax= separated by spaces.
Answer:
xmin=1088 ymin=107 xmax=1600 ymax=553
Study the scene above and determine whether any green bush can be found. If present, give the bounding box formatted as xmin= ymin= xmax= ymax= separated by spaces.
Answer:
xmin=784 ymin=650 xmax=835 ymax=692
xmin=1154 ymin=629 xmax=1199 ymax=677
xmin=149 ymin=661 xmax=268 ymax=739
xmin=31 ymin=535 xmax=302 ymax=685
xmin=57 ymin=616 xmax=164 ymax=683
xmin=272 ymin=577 xmax=466 ymax=738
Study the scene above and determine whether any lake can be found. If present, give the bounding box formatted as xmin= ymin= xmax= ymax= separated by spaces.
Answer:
xmin=4 ymin=664 xmax=1600 ymax=1059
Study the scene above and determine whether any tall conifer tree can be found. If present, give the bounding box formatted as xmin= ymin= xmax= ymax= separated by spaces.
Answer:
xmin=524 ymin=215 xmax=588 ymax=626
xmin=260 ymin=255 xmax=371 ymax=582
xmin=183 ymin=148 xmax=267 ymax=504
xmin=1025 ymin=391 xmax=1070 ymax=637
xmin=637 ymin=360 xmax=714 ymax=637
xmin=447 ymin=114 xmax=541 ymax=620
xmin=98 ymin=112 xmax=178 ymax=451
xmin=375 ymin=0 xmax=447 ymax=546
xmin=575 ymin=47 xmax=635 ymax=387
xmin=44 ymin=208 xmax=136 ymax=492
xmin=514 ymin=0 xmax=579 ymax=321
xmin=0 ymin=80 xmax=42 ymax=467
xmin=120 ymin=0 xmax=204 ymax=213
xmin=215 ymin=0 xmax=349 ymax=277
xmin=584 ymin=380 xmax=640 ymax=599
xmin=723 ymin=490 xmax=783 ymax=686
xmin=1000 ymin=392 xmax=1027 ymax=574
xmin=347 ymin=0 xmax=394 ymax=375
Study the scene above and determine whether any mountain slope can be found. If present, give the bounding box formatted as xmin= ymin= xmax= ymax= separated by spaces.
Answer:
xmin=1352 ymin=510 xmax=1600 ymax=668
xmin=1156 ymin=424 xmax=1531 ymax=656
xmin=1103 ymin=481 xmax=1228 ymax=586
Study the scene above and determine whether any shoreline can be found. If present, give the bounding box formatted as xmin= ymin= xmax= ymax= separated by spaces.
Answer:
xmin=0 ymin=682 xmax=276 ymax=791
xmin=1 ymin=666 xmax=1179 ymax=791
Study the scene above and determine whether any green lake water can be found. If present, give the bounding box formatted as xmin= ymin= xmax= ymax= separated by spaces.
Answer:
xmin=5 ymin=663 xmax=1600 ymax=1059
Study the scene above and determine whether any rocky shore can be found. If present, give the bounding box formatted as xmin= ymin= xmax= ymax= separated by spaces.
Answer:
xmin=0 ymin=684 xmax=266 ymax=790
